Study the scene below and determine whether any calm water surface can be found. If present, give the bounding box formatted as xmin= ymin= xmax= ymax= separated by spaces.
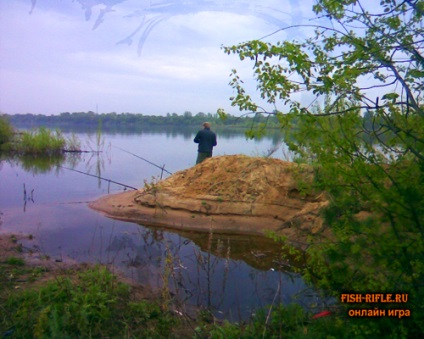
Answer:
xmin=0 ymin=129 xmax=322 ymax=321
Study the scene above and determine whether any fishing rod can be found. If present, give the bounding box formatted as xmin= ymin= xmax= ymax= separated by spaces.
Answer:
xmin=60 ymin=166 xmax=138 ymax=191
xmin=113 ymin=146 xmax=173 ymax=175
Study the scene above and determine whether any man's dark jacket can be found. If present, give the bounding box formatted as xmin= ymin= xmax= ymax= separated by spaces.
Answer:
xmin=194 ymin=128 xmax=217 ymax=153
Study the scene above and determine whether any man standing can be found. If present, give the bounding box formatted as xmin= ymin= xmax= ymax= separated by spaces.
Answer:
xmin=194 ymin=122 xmax=217 ymax=164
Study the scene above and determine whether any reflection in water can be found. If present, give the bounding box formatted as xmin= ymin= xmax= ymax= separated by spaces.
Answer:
xmin=2 ymin=153 xmax=80 ymax=211
xmin=10 ymin=154 xmax=69 ymax=174
xmin=85 ymin=126 xmax=108 ymax=189
xmin=95 ymin=224 xmax=319 ymax=322
xmin=16 ymin=213 xmax=323 ymax=322
xmin=2 ymin=153 xmax=85 ymax=176
xmin=173 ymin=229 xmax=303 ymax=272
xmin=23 ymin=183 xmax=35 ymax=212
xmin=0 ymin=131 xmax=326 ymax=322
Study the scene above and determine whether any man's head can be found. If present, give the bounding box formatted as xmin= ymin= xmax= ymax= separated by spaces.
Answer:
xmin=203 ymin=122 xmax=211 ymax=129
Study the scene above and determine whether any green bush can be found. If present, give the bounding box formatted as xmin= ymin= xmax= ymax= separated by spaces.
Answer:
xmin=0 ymin=115 xmax=14 ymax=147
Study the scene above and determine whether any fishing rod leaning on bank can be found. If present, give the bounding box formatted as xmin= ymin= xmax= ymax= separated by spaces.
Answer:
xmin=60 ymin=146 xmax=173 ymax=191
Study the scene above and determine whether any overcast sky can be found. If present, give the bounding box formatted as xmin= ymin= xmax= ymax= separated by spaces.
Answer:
xmin=0 ymin=0 xmax=316 ymax=116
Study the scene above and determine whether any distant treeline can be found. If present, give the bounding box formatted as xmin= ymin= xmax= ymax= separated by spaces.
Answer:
xmin=2 ymin=111 xmax=281 ymax=130
xmin=2 ymin=110 xmax=382 ymax=144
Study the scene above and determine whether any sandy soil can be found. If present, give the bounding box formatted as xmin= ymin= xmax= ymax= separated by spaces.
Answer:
xmin=90 ymin=155 xmax=330 ymax=248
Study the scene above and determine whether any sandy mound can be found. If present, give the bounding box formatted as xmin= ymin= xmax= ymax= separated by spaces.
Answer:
xmin=90 ymin=155 xmax=328 ymax=243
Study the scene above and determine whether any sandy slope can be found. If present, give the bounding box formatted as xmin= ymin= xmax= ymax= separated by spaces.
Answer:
xmin=89 ymin=155 xmax=328 ymax=246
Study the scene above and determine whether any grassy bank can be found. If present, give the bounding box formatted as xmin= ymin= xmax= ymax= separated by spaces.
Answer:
xmin=0 ymin=234 xmax=190 ymax=338
xmin=0 ymin=116 xmax=80 ymax=155
xmin=0 ymin=234 xmax=370 ymax=338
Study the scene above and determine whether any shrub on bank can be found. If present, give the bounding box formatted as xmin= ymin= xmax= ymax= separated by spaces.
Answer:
xmin=0 ymin=116 xmax=14 ymax=148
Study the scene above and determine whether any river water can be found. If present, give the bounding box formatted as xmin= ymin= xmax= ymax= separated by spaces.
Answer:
xmin=0 ymin=128 xmax=323 ymax=321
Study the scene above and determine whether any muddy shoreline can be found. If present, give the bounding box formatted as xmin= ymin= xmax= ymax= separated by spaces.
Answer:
xmin=89 ymin=190 xmax=288 ymax=236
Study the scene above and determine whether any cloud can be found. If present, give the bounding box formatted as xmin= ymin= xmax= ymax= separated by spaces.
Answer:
xmin=0 ymin=0 xmax=315 ymax=115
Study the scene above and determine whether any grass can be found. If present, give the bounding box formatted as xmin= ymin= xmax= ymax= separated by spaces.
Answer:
xmin=1 ymin=263 xmax=179 ymax=338
xmin=17 ymin=127 xmax=67 ymax=155
xmin=4 ymin=257 xmax=25 ymax=266
xmin=0 ymin=116 xmax=82 ymax=155
xmin=192 ymin=304 xmax=348 ymax=339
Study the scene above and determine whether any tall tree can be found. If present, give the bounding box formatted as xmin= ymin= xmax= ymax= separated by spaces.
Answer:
xmin=221 ymin=0 xmax=423 ymax=336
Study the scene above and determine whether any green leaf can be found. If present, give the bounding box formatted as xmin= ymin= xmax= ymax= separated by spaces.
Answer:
xmin=381 ymin=93 xmax=399 ymax=101
xmin=216 ymin=108 xmax=228 ymax=121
